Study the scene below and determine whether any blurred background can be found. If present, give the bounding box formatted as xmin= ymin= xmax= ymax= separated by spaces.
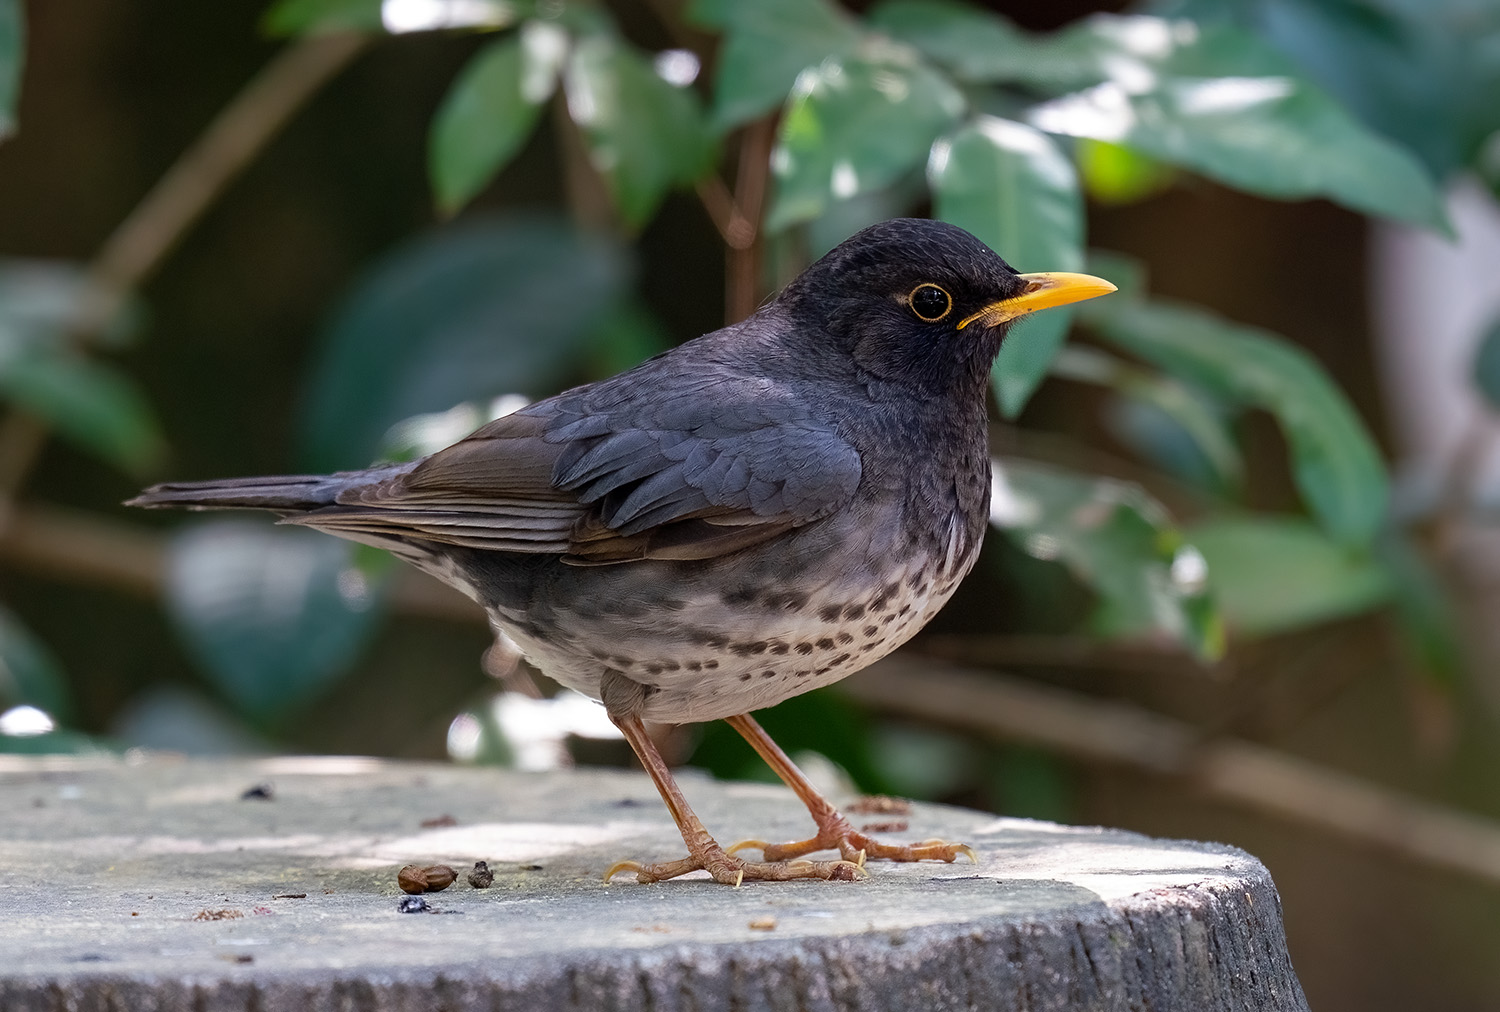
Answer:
xmin=3 ymin=0 xmax=1500 ymax=1007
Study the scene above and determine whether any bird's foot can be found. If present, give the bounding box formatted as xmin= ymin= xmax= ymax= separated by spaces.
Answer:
xmin=729 ymin=811 xmax=976 ymax=866
xmin=604 ymin=840 xmax=864 ymax=886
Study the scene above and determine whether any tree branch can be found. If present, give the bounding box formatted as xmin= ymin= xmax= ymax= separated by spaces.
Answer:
xmin=723 ymin=117 xmax=773 ymax=324
xmin=0 ymin=502 xmax=480 ymax=623
xmin=75 ymin=32 xmax=369 ymax=336
xmin=847 ymin=656 xmax=1500 ymax=886
xmin=0 ymin=33 xmax=369 ymax=528
xmin=14 ymin=503 xmax=1500 ymax=886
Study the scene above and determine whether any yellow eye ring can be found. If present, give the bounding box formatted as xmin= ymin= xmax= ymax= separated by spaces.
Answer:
xmin=906 ymin=283 xmax=952 ymax=323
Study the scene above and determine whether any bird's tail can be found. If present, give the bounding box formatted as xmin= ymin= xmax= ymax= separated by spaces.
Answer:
xmin=127 ymin=473 xmax=354 ymax=513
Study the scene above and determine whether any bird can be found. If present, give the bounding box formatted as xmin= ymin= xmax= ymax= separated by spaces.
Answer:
xmin=130 ymin=218 xmax=1114 ymax=885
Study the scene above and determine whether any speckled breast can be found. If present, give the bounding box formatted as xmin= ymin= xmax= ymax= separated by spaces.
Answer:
xmin=490 ymin=506 xmax=985 ymax=724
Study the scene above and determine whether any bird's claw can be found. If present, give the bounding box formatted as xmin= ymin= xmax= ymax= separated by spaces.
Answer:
xmin=603 ymin=860 xmax=647 ymax=884
xmin=726 ymin=838 xmax=768 ymax=857
xmin=603 ymin=850 xmax=861 ymax=885
xmin=747 ymin=818 xmax=977 ymax=868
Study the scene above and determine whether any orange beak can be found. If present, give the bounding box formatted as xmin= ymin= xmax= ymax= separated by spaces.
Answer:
xmin=955 ymin=272 xmax=1118 ymax=330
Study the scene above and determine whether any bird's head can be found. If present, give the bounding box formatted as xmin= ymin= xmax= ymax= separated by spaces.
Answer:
xmin=778 ymin=218 xmax=1115 ymax=396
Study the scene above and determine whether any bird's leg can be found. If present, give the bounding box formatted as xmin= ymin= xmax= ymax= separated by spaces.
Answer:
xmin=600 ymin=674 xmax=862 ymax=885
xmin=724 ymin=713 xmax=976 ymax=866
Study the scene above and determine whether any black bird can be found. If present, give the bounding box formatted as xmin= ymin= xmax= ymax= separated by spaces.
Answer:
xmin=131 ymin=218 xmax=1114 ymax=885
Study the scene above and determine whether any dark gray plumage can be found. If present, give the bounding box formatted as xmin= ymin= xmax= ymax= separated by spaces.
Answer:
xmin=131 ymin=218 xmax=1115 ymax=884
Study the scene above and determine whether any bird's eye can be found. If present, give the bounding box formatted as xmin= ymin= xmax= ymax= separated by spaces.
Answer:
xmin=907 ymin=283 xmax=952 ymax=323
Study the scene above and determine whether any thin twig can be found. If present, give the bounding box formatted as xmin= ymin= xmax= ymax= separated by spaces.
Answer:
xmin=0 ymin=33 xmax=369 ymax=531
xmin=0 ymin=413 xmax=48 ymax=501
xmin=848 ymin=656 xmax=1500 ymax=886
xmin=1430 ymin=409 xmax=1498 ymax=560
xmin=694 ymin=176 xmax=750 ymax=248
xmin=15 ymin=501 xmax=1500 ymax=886
xmin=75 ymin=32 xmax=369 ymax=335
xmin=552 ymin=92 xmax=616 ymax=232
xmin=724 ymin=117 xmax=773 ymax=324
xmin=0 ymin=502 xmax=480 ymax=623
xmin=918 ymin=633 xmax=1217 ymax=679
xmin=733 ymin=117 xmax=773 ymax=232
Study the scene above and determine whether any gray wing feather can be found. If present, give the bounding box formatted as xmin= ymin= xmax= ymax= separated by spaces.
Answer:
xmin=545 ymin=379 xmax=861 ymax=538
xmin=293 ymin=368 xmax=862 ymax=563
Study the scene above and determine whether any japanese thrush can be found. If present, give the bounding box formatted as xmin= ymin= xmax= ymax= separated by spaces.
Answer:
xmin=130 ymin=218 xmax=1115 ymax=885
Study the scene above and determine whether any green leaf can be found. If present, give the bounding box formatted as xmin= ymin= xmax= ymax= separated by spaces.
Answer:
xmin=1105 ymin=397 xmax=1233 ymax=495
xmin=264 ymin=0 xmax=523 ymax=35
xmin=0 ymin=728 xmax=112 ymax=755
xmin=690 ymin=0 xmax=862 ymax=130
xmin=1472 ymin=314 xmax=1500 ymax=411
xmin=804 ymin=178 xmax=926 ymax=258
xmin=298 ymin=214 xmax=630 ymax=470
xmin=690 ymin=687 xmax=892 ymax=794
xmin=991 ymin=457 xmax=1223 ymax=659
xmin=1084 ymin=247 xmax=1148 ymax=301
xmin=870 ymin=0 xmax=1117 ymax=93
xmin=0 ymin=0 xmax=21 ymax=141
xmin=869 ymin=723 xmax=980 ymax=799
xmin=867 ymin=0 xmax=1032 ymax=84
xmin=166 ymin=520 xmax=384 ymax=723
xmin=1479 ymin=131 xmax=1500 ymax=199
xmin=1187 ymin=514 xmax=1390 ymax=636
xmin=992 ymin=745 xmax=1074 ymax=823
xmin=1377 ymin=533 xmax=1466 ymax=688
xmin=0 ymin=259 xmax=142 ymax=349
xmin=1051 ymin=344 xmax=1243 ymax=491
xmin=582 ymin=299 xmax=672 ymax=378
xmin=1077 ymin=139 xmax=1175 ymax=204
xmin=264 ymin=0 xmax=384 ymax=34
xmin=429 ymin=24 xmax=565 ymax=214
xmin=563 ymin=33 xmax=715 ymax=228
xmin=0 ymin=354 xmax=165 ymax=474
xmin=0 ymin=605 xmax=72 ymax=722
xmin=1027 ymin=16 xmax=1447 ymax=230
xmin=1158 ymin=0 xmax=1499 ymax=180
xmin=111 ymin=687 xmax=272 ymax=755
xmin=767 ymin=43 xmax=965 ymax=232
xmin=929 ymin=117 xmax=1084 ymax=416
xmin=0 ymin=259 xmax=158 ymax=471
xmin=1088 ymin=297 xmax=1388 ymax=546
xmin=1250 ymin=0 xmax=1471 ymax=180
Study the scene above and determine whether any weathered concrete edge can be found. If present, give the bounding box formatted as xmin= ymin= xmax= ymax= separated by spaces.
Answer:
xmin=1 ymin=850 xmax=1308 ymax=1012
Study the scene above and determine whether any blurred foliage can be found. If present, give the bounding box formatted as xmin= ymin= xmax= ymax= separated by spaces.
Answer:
xmin=0 ymin=262 xmax=162 ymax=473
xmin=991 ymin=457 xmax=1221 ymax=658
xmin=1186 ymin=514 xmax=1392 ymax=636
xmin=930 ymin=117 xmax=1084 ymax=415
xmin=1155 ymin=0 xmax=1500 ymax=187
xmin=165 ymin=520 xmax=386 ymax=728
xmin=296 ymin=214 xmax=631 ymax=470
xmin=0 ymin=0 xmax=19 ymax=142
xmin=0 ymin=603 xmax=71 ymax=722
xmin=0 ymin=0 xmax=1489 ymax=860
xmin=1083 ymin=294 xmax=1389 ymax=546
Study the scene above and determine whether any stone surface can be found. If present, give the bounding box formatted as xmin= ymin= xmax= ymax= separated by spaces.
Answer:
xmin=0 ymin=755 xmax=1308 ymax=1011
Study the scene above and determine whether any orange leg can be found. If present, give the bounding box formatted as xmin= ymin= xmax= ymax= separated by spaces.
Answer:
xmin=603 ymin=712 xmax=863 ymax=885
xmin=724 ymin=713 xmax=975 ymax=866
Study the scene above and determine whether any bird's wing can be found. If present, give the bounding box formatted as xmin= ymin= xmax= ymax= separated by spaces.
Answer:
xmin=288 ymin=376 xmax=863 ymax=563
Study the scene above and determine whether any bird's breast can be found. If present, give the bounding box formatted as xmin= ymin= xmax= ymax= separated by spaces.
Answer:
xmin=480 ymin=499 xmax=986 ymax=724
